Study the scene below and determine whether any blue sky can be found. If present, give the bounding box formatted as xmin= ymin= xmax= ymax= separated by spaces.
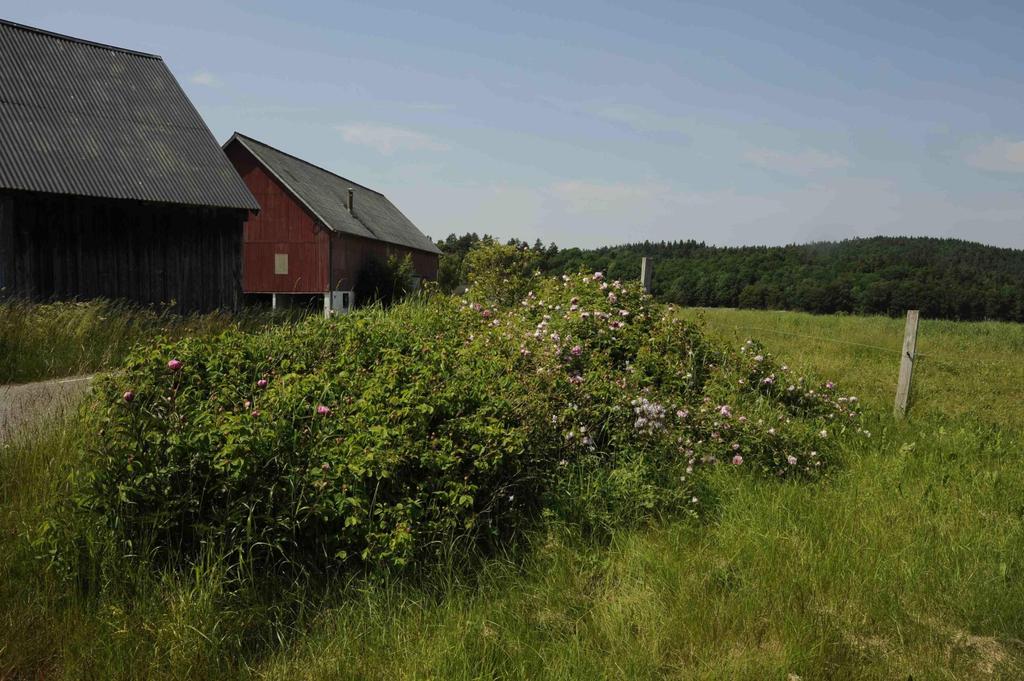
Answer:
xmin=8 ymin=0 xmax=1024 ymax=248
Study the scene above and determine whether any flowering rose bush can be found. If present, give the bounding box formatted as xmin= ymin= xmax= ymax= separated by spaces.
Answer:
xmin=60 ymin=270 xmax=862 ymax=578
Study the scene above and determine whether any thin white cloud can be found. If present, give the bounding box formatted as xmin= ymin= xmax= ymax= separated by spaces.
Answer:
xmin=594 ymin=106 xmax=693 ymax=135
xmin=595 ymin=105 xmax=850 ymax=176
xmin=744 ymin=148 xmax=850 ymax=174
xmin=336 ymin=123 xmax=448 ymax=154
xmin=394 ymin=182 xmax=547 ymax=243
xmin=468 ymin=177 xmax=1024 ymax=250
xmin=189 ymin=70 xmax=220 ymax=87
xmin=405 ymin=102 xmax=452 ymax=112
xmin=548 ymin=180 xmax=672 ymax=213
xmin=965 ymin=138 xmax=1024 ymax=172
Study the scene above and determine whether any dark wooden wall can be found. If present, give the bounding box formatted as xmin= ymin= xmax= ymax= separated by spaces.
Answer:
xmin=0 ymin=190 xmax=245 ymax=312
xmin=0 ymin=196 xmax=13 ymax=293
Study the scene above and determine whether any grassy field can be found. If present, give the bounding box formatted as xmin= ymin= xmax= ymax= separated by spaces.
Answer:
xmin=680 ymin=307 xmax=1023 ymax=429
xmin=2 ymin=307 xmax=1022 ymax=679
xmin=0 ymin=299 xmax=302 ymax=385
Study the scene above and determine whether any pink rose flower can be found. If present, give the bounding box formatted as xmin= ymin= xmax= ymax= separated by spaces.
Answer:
xmin=167 ymin=359 xmax=182 ymax=371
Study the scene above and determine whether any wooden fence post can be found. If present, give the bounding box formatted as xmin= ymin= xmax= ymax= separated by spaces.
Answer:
xmin=640 ymin=257 xmax=653 ymax=293
xmin=894 ymin=310 xmax=920 ymax=418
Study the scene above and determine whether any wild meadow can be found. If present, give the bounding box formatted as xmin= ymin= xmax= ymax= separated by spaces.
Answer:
xmin=2 ymin=259 xmax=1022 ymax=679
xmin=0 ymin=299 xmax=300 ymax=384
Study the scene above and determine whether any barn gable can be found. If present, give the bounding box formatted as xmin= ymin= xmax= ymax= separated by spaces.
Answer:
xmin=0 ymin=19 xmax=258 ymax=211
xmin=224 ymin=133 xmax=439 ymax=255
xmin=0 ymin=20 xmax=257 ymax=311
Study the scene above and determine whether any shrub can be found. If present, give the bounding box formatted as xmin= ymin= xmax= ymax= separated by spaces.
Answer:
xmin=463 ymin=241 xmax=539 ymax=307
xmin=55 ymin=272 xmax=863 ymax=581
xmin=353 ymin=253 xmax=415 ymax=307
xmin=437 ymin=252 xmax=465 ymax=294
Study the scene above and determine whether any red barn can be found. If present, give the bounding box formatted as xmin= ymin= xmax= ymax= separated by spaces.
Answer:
xmin=223 ymin=133 xmax=440 ymax=313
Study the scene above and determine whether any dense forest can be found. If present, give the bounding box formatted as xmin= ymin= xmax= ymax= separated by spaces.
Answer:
xmin=434 ymin=234 xmax=1024 ymax=322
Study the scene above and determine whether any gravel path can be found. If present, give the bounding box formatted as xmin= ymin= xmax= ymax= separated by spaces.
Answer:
xmin=0 ymin=375 xmax=93 ymax=442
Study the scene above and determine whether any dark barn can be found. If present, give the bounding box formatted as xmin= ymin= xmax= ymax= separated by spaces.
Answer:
xmin=223 ymin=133 xmax=440 ymax=314
xmin=0 ymin=20 xmax=259 ymax=312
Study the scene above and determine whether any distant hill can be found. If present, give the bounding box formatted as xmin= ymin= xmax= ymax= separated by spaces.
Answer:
xmin=435 ymin=235 xmax=1024 ymax=322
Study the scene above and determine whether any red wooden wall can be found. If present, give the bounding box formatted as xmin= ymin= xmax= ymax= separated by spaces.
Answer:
xmin=330 ymin=233 xmax=439 ymax=291
xmin=226 ymin=143 xmax=328 ymax=294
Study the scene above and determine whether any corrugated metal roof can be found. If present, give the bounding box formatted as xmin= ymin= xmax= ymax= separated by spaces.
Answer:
xmin=0 ymin=19 xmax=259 ymax=211
xmin=227 ymin=133 xmax=441 ymax=254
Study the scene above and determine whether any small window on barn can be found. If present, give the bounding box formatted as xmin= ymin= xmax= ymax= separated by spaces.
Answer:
xmin=274 ymin=253 xmax=288 ymax=275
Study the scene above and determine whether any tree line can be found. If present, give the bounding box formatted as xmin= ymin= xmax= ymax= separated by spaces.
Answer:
xmin=434 ymin=234 xmax=1024 ymax=322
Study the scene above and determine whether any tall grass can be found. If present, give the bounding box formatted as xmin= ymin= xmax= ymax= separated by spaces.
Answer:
xmin=0 ymin=415 xmax=312 ymax=680
xmin=0 ymin=299 xmax=303 ymax=384
xmin=254 ymin=310 xmax=1024 ymax=680
xmin=2 ymin=307 xmax=1022 ymax=679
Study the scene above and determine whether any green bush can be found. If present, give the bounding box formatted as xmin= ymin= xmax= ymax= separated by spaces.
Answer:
xmin=353 ymin=253 xmax=415 ymax=307
xmin=463 ymin=241 xmax=539 ymax=307
xmin=54 ymin=272 xmax=863 ymax=581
